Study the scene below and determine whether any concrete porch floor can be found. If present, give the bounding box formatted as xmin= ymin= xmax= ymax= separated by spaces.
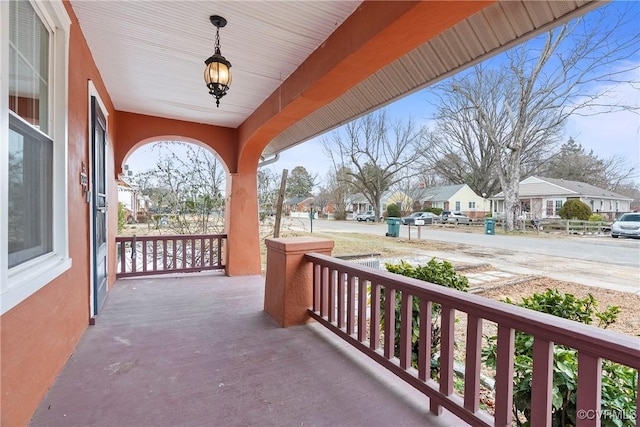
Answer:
xmin=30 ymin=273 xmax=465 ymax=426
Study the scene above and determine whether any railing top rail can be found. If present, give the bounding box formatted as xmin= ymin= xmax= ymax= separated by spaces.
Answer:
xmin=306 ymin=252 xmax=640 ymax=368
xmin=335 ymin=253 xmax=381 ymax=260
xmin=116 ymin=234 xmax=227 ymax=242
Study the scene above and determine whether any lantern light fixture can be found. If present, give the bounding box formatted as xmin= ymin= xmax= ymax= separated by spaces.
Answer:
xmin=204 ymin=15 xmax=232 ymax=107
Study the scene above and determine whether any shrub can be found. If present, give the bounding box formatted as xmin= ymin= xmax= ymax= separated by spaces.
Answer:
xmin=117 ymin=203 xmax=127 ymax=233
xmin=425 ymin=207 xmax=443 ymax=216
xmin=483 ymin=289 xmax=634 ymax=427
xmin=558 ymin=199 xmax=592 ymax=220
xmin=589 ymin=213 xmax=605 ymax=222
xmin=383 ymin=259 xmax=469 ymax=374
xmin=386 ymin=204 xmax=401 ymax=218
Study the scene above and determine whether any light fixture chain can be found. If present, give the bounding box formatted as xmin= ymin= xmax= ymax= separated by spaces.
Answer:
xmin=215 ymin=28 xmax=221 ymax=54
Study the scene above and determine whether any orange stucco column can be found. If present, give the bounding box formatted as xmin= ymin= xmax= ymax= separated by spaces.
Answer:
xmin=224 ymin=171 xmax=261 ymax=275
xmin=264 ymin=237 xmax=334 ymax=327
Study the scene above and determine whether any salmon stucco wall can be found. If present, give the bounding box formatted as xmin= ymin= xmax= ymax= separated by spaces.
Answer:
xmin=0 ymin=2 xmax=116 ymax=425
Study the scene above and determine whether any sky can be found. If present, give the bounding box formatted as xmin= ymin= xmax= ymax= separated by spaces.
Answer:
xmin=128 ymin=1 xmax=640 ymax=186
xmin=270 ymin=84 xmax=640 ymax=185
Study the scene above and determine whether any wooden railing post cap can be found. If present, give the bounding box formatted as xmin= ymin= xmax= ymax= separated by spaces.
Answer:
xmin=265 ymin=237 xmax=334 ymax=253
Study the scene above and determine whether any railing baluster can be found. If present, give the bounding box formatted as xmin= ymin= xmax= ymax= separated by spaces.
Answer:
xmin=464 ymin=314 xmax=482 ymax=413
xmin=118 ymin=239 xmax=126 ymax=275
xmin=320 ymin=266 xmax=329 ymax=318
xmin=400 ymin=292 xmax=412 ymax=370
xmin=141 ymin=238 xmax=148 ymax=272
xmin=384 ymin=287 xmax=395 ymax=359
xmin=209 ymin=237 xmax=214 ymax=267
xmin=346 ymin=274 xmax=356 ymax=335
xmin=576 ymin=353 xmax=602 ymax=427
xmin=531 ymin=338 xmax=554 ymax=427
xmin=181 ymin=238 xmax=187 ymax=268
xmin=357 ymin=278 xmax=367 ymax=342
xmin=369 ymin=283 xmax=380 ymax=350
xmin=172 ymin=238 xmax=177 ymax=269
xmin=312 ymin=263 xmax=320 ymax=312
xmin=163 ymin=239 xmax=168 ymax=269
xmin=131 ymin=236 xmax=137 ymax=273
xmin=337 ymin=271 xmax=346 ymax=329
xmin=433 ymin=305 xmax=454 ymax=415
xmin=418 ymin=298 xmax=432 ymax=381
xmin=200 ymin=237 xmax=206 ymax=267
xmin=328 ymin=268 xmax=336 ymax=323
xmin=494 ymin=325 xmax=515 ymax=427
xmin=190 ymin=237 xmax=195 ymax=268
xmin=152 ymin=239 xmax=158 ymax=272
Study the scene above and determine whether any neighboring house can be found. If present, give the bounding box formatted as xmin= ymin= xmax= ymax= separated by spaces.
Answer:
xmin=346 ymin=193 xmax=374 ymax=218
xmin=116 ymin=177 xmax=150 ymax=222
xmin=347 ymin=186 xmax=489 ymax=219
xmin=413 ymin=184 xmax=488 ymax=219
xmin=347 ymin=192 xmax=397 ymax=219
xmin=491 ymin=176 xmax=632 ymax=220
xmin=283 ymin=196 xmax=315 ymax=217
xmin=381 ymin=190 xmax=412 ymax=214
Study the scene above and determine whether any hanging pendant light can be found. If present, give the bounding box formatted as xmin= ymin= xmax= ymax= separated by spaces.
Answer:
xmin=204 ymin=15 xmax=232 ymax=107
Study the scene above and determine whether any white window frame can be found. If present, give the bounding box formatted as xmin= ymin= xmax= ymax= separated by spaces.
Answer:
xmin=1 ymin=0 xmax=71 ymax=315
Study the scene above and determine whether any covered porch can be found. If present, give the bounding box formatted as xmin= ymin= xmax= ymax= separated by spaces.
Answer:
xmin=30 ymin=238 xmax=640 ymax=426
xmin=30 ymin=272 xmax=461 ymax=426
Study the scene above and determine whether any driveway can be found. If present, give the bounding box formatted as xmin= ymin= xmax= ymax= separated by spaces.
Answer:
xmin=286 ymin=218 xmax=640 ymax=295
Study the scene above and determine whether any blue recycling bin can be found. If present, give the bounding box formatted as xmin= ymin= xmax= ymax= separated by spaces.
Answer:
xmin=484 ymin=218 xmax=496 ymax=235
xmin=386 ymin=217 xmax=401 ymax=237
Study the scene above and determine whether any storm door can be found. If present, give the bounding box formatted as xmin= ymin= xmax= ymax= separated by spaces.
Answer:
xmin=91 ymin=96 xmax=108 ymax=315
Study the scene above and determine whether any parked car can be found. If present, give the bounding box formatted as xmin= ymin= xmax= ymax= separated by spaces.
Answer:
xmin=401 ymin=212 xmax=440 ymax=225
xmin=611 ymin=213 xmax=640 ymax=238
xmin=356 ymin=211 xmax=378 ymax=222
xmin=446 ymin=212 xmax=473 ymax=225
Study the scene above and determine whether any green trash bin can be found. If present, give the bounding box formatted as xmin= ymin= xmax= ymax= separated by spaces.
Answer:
xmin=484 ymin=218 xmax=496 ymax=235
xmin=386 ymin=217 xmax=401 ymax=237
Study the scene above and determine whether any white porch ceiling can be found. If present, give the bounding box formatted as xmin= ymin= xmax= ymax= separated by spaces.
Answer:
xmin=70 ymin=0 xmax=600 ymax=157
xmin=70 ymin=0 xmax=360 ymax=129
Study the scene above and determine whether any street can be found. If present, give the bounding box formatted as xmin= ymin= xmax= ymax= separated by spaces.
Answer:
xmin=283 ymin=217 xmax=640 ymax=294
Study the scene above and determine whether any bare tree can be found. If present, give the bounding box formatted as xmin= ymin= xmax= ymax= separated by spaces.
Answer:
xmin=134 ymin=142 xmax=225 ymax=234
xmin=420 ymin=98 xmax=504 ymax=198
xmin=323 ymin=166 xmax=353 ymax=220
xmin=425 ymin=4 xmax=639 ymax=231
xmin=323 ymin=109 xmax=423 ymax=221
xmin=599 ymin=155 xmax=638 ymax=193
xmin=313 ymin=185 xmax=331 ymax=218
xmin=257 ymin=167 xmax=281 ymax=216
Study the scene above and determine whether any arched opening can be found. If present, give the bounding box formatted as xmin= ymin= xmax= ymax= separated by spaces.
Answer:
xmin=120 ymin=138 xmax=228 ymax=236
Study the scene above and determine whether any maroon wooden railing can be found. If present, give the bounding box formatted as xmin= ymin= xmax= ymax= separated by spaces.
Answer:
xmin=305 ymin=253 xmax=640 ymax=427
xmin=115 ymin=234 xmax=226 ymax=278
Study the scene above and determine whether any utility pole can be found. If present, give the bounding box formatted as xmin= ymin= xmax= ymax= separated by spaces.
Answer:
xmin=273 ymin=169 xmax=288 ymax=238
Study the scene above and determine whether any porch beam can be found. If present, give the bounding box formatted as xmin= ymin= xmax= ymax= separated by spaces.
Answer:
xmin=236 ymin=1 xmax=495 ymax=172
